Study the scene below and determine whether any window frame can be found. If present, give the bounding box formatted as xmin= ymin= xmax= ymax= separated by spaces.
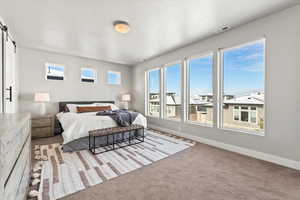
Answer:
xmin=107 ymin=70 xmax=121 ymax=85
xmin=185 ymin=52 xmax=214 ymax=127
xmin=162 ymin=60 xmax=183 ymax=121
xmin=144 ymin=38 xmax=266 ymax=137
xmin=232 ymin=106 xmax=258 ymax=124
xmin=218 ymin=38 xmax=266 ymax=136
xmin=80 ymin=67 xmax=97 ymax=84
xmin=45 ymin=63 xmax=65 ymax=81
xmin=145 ymin=68 xmax=162 ymax=118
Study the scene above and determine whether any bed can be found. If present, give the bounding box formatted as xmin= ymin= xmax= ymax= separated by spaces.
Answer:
xmin=56 ymin=101 xmax=147 ymax=152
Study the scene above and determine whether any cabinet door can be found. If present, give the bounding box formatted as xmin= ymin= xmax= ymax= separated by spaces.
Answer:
xmin=3 ymin=34 xmax=16 ymax=113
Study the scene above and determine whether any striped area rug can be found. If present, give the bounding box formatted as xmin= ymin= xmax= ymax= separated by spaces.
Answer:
xmin=38 ymin=129 xmax=195 ymax=200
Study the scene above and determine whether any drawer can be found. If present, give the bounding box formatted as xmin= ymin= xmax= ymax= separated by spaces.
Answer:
xmin=32 ymin=117 xmax=51 ymax=128
xmin=4 ymin=137 xmax=31 ymax=200
xmin=1 ymin=120 xmax=30 ymax=182
xmin=32 ymin=126 xmax=53 ymax=138
xmin=15 ymin=159 xmax=31 ymax=200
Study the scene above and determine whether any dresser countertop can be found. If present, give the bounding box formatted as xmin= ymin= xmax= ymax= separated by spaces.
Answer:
xmin=0 ymin=113 xmax=31 ymax=138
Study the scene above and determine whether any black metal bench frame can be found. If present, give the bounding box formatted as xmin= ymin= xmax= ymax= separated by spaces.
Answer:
xmin=89 ymin=126 xmax=144 ymax=154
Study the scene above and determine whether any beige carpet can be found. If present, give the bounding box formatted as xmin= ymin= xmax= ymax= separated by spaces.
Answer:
xmin=32 ymin=134 xmax=300 ymax=200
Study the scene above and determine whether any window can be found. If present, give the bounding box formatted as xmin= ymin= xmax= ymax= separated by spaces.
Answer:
xmin=144 ymin=39 xmax=265 ymax=135
xmin=233 ymin=109 xmax=240 ymax=121
xmin=187 ymin=54 xmax=213 ymax=125
xmin=107 ymin=71 xmax=121 ymax=85
xmin=221 ymin=39 xmax=265 ymax=133
xmin=147 ymin=69 xmax=160 ymax=117
xmin=164 ymin=63 xmax=181 ymax=120
xmin=233 ymin=106 xmax=257 ymax=124
xmin=45 ymin=63 xmax=64 ymax=80
xmin=81 ymin=68 xmax=96 ymax=83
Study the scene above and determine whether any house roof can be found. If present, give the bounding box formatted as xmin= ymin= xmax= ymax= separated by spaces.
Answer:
xmin=150 ymin=93 xmax=264 ymax=106
xmin=224 ymin=93 xmax=264 ymax=105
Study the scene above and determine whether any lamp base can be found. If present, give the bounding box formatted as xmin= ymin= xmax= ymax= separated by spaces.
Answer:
xmin=39 ymin=103 xmax=47 ymax=116
xmin=123 ymin=102 xmax=129 ymax=110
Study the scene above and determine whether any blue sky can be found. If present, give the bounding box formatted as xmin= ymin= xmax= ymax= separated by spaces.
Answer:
xmin=166 ymin=63 xmax=181 ymax=94
xmin=224 ymin=41 xmax=265 ymax=95
xmin=82 ymin=69 xmax=95 ymax=78
xmin=189 ymin=55 xmax=213 ymax=95
xmin=149 ymin=70 xmax=160 ymax=93
xmin=149 ymin=40 xmax=265 ymax=96
xmin=108 ymin=72 xmax=120 ymax=84
xmin=48 ymin=65 xmax=64 ymax=72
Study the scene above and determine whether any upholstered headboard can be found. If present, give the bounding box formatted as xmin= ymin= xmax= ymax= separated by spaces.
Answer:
xmin=58 ymin=101 xmax=115 ymax=112
xmin=55 ymin=101 xmax=115 ymax=134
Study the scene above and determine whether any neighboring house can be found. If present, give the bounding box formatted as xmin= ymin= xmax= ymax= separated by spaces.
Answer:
xmin=223 ymin=93 xmax=264 ymax=131
xmin=149 ymin=93 xmax=160 ymax=117
xmin=149 ymin=92 xmax=264 ymax=132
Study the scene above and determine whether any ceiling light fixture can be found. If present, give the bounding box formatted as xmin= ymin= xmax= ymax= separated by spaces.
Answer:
xmin=114 ymin=20 xmax=130 ymax=33
xmin=221 ymin=25 xmax=230 ymax=31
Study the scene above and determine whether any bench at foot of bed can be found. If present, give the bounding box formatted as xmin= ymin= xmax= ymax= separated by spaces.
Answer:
xmin=88 ymin=125 xmax=145 ymax=154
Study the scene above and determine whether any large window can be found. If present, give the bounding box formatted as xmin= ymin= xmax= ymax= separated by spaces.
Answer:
xmin=164 ymin=63 xmax=181 ymax=120
xmin=45 ymin=63 xmax=64 ymax=80
xmin=145 ymin=39 xmax=265 ymax=135
xmin=221 ymin=39 xmax=265 ymax=133
xmin=187 ymin=54 xmax=213 ymax=125
xmin=147 ymin=69 xmax=160 ymax=117
xmin=81 ymin=68 xmax=96 ymax=83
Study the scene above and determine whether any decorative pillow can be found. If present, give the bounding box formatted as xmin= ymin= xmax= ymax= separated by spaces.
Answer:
xmin=76 ymin=106 xmax=112 ymax=113
xmin=66 ymin=104 xmax=95 ymax=113
xmin=94 ymin=103 xmax=119 ymax=111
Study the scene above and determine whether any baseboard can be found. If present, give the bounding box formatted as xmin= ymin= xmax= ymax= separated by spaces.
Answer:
xmin=148 ymin=124 xmax=300 ymax=171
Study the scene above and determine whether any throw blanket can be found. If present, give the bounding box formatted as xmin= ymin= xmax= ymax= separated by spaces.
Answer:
xmin=96 ymin=109 xmax=139 ymax=127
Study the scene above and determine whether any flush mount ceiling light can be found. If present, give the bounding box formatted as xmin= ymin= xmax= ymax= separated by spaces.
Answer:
xmin=114 ymin=20 xmax=130 ymax=33
xmin=221 ymin=25 xmax=231 ymax=31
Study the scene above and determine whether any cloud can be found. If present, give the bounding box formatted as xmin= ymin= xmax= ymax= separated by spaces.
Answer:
xmin=242 ymin=64 xmax=264 ymax=72
xmin=244 ymin=53 xmax=263 ymax=60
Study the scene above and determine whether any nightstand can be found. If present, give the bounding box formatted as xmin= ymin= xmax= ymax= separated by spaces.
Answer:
xmin=32 ymin=115 xmax=55 ymax=138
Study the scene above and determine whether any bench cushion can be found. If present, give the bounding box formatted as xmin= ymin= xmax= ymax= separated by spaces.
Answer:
xmin=89 ymin=124 xmax=144 ymax=137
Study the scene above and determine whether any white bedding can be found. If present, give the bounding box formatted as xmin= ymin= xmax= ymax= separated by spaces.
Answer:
xmin=56 ymin=111 xmax=147 ymax=144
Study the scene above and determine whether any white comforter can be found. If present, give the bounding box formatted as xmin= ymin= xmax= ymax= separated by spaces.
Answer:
xmin=56 ymin=112 xmax=147 ymax=144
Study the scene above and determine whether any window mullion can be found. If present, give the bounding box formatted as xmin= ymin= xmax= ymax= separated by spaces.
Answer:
xmin=182 ymin=58 xmax=187 ymax=123
xmin=145 ymin=71 xmax=149 ymax=115
xmin=215 ymin=50 xmax=223 ymax=128
xmin=160 ymin=67 xmax=165 ymax=119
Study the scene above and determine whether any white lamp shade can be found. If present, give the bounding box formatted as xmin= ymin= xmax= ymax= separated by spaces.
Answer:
xmin=122 ymin=94 xmax=131 ymax=102
xmin=34 ymin=93 xmax=50 ymax=102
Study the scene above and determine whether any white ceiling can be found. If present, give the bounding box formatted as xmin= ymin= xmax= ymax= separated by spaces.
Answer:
xmin=1 ymin=0 xmax=299 ymax=65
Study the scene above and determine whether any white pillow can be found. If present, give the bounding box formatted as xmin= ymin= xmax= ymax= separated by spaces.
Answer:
xmin=94 ymin=103 xmax=119 ymax=111
xmin=66 ymin=104 xmax=95 ymax=113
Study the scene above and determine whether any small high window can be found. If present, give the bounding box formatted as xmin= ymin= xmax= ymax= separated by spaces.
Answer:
xmin=107 ymin=71 xmax=121 ymax=85
xmin=45 ymin=63 xmax=65 ymax=80
xmin=81 ymin=68 xmax=96 ymax=83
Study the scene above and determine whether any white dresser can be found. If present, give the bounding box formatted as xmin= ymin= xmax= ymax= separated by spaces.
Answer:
xmin=0 ymin=113 xmax=31 ymax=200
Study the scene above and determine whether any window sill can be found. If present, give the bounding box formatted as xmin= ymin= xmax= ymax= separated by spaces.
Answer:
xmin=80 ymin=81 xmax=96 ymax=84
xmin=184 ymin=120 xmax=213 ymax=128
xmin=220 ymin=127 xmax=265 ymax=137
xmin=146 ymin=115 xmax=161 ymax=120
xmin=162 ymin=117 xmax=181 ymax=122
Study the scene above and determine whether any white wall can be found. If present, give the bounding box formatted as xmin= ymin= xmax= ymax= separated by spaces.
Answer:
xmin=18 ymin=47 xmax=133 ymax=116
xmin=132 ymin=5 xmax=300 ymax=163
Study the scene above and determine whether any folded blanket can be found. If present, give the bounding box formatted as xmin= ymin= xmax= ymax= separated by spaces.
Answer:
xmin=96 ymin=109 xmax=138 ymax=127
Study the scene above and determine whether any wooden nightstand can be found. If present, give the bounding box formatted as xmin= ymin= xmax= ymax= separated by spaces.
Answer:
xmin=32 ymin=115 xmax=55 ymax=138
